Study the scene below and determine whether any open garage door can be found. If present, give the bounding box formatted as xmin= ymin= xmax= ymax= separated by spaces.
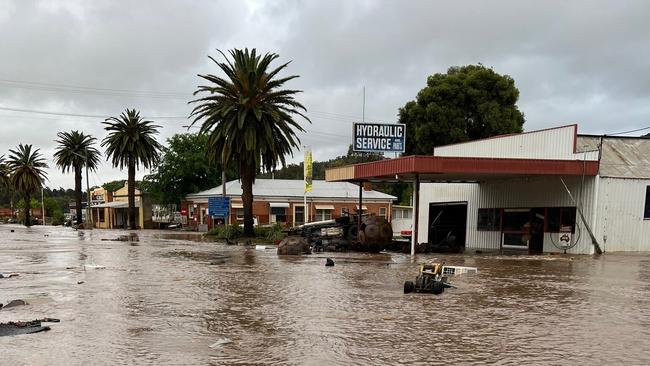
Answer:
xmin=428 ymin=202 xmax=467 ymax=251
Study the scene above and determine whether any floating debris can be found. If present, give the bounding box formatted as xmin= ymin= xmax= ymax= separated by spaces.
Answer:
xmin=325 ymin=258 xmax=335 ymax=267
xmin=0 ymin=273 xmax=19 ymax=279
xmin=0 ymin=318 xmax=60 ymax=337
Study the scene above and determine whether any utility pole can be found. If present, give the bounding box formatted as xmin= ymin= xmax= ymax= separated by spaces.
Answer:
xmin=41 ymin=187 xmax=45 ymax=225
xmin=86 ymin=151 xmax=92 ymax=228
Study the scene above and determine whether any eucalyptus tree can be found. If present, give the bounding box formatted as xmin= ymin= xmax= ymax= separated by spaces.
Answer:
xmin=53 ymin=131 xmax=101 ymax=225
xmin=7 ymin=144 xmax=48 ymax=226
xmin=102 ymin=109 xmax=162 ymax=229
xmin=190 ymin=48 xmax=310 ymax=236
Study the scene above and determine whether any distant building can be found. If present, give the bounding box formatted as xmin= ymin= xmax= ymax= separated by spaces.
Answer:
xmin=182 ymin=179 xmax=396 ymax=230
xmin=90 ymin=182 xmax=153 ymax=229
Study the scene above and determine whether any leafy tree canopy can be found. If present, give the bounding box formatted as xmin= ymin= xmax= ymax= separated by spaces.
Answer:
xmin=399 ymin=64 xmax=525 ymax=155
xmin=143 ymin=133 xmax=236 ymax=205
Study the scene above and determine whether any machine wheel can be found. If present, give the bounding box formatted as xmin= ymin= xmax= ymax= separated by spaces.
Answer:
xmin=432 ymin=281 xmax=445 ymax=295
xmin=404 ymin=281 xmax=415 ymax=294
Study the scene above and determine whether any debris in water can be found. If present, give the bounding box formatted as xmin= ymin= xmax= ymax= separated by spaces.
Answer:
xmin=209 ymin=337 xmax=232 ymax=349
xmin=2 ymin=299 xmax=28 ymax=309
xmin=0 ymin=318 xmax=60 ymax=337
xmin=325 ymin=258 xmax=335 ymax=267
xmin=255 ymin=245 xmax=266 ymax=251
xmin=0 ymin=273 xmax=19 ymax=279
xmin=77 ymin=280 xmax=85 ymax=284
xmin=84 ymin=264 xmax=106 ymax=270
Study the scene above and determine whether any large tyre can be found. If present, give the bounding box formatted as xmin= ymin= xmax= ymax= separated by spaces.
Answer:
xmin=432 ymin=281 xmax=445 ymax=295
xmin=404 ymin=280 xmax=415 ymax=294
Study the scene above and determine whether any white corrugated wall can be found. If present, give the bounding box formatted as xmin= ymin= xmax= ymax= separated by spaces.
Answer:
xmin=434 ymin=125 xmax=598 ymax=161
xmin=596 ymin=177 xmax=650 ymax=252
xmin=419 ymin=176 xmax=598 ymax=254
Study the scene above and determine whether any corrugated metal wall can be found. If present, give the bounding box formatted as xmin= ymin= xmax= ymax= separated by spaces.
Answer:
xmin=434 ymin=125 xmax=597 ymax=161
xmin=419 ymin=176 xmax=598 ymax=254
xmin=596 ymin=177 xmax=650 ymax=251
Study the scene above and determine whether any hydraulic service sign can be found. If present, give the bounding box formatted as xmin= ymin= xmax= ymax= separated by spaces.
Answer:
xmin=353 ymin=122 xmax=406 ymax=153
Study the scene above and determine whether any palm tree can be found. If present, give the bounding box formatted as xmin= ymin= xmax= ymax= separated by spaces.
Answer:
xmin=0 ymin=155 xmax=11 ymax=216
xmin=53 ymin=131 xmax=101 ymax=225
xmin=190 ymin=48 xmax=309 ymax=236
xmin=7 ymin=144 xmax=48 ymax=227
xmin=102 ymin=109 xmax=162 ymax=230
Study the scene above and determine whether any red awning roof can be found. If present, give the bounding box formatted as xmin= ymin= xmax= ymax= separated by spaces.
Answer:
xmin=326 ymin=155 xmax=599 ymax=183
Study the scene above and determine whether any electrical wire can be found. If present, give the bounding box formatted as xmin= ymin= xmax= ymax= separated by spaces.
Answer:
xmin=606 ymin=126 xmax=650 ymax=136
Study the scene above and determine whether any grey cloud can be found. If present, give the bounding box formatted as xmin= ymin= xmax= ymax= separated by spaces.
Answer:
xmin=0 ymin=0 xmax=649 ymax=188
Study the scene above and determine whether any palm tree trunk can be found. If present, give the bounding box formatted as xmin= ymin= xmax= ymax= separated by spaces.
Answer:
xmin=128 ymin=158 xmax=136 ymax=230
xmin=24 ymin=193 xmax=31 ymax=227
xmin=74 ymin=166 xmax=83 ymax=224
xmin=240 ymin=161 xmax=255 ymax=237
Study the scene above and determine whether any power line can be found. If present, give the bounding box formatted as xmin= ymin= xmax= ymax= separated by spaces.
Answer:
xmin=606 ymin=126 xmax=650 ymax=136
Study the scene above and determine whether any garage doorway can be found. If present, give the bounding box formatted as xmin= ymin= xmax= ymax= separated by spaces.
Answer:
xmin=428 ymin=202 xmax=468 ymax=249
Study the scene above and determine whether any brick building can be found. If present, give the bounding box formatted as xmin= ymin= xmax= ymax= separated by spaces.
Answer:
xmin=182 ymin=179 xmax=396 ymax=230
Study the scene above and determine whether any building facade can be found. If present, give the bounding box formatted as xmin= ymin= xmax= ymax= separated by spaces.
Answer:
xmin=183 ymin=179 xmax=395 ymax=230
xmin=326 ymin=124 xmax=650 ymax=254
xmin=90 ymin=182 xmax=154 ymax=229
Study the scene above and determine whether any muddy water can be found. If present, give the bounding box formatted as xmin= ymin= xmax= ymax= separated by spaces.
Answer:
xmin=1 ymin=225 xmax=649 ymax=365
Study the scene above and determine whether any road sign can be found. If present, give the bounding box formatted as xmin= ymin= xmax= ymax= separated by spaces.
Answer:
xmin=353 ymin=122 xmax=406 ymax=153
xmin=208 ymin=196 xmax=230 ymax=217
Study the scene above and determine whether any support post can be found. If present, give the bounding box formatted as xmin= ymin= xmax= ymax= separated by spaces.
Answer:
xmin=85 ymin=159 xmax=92 ymax=228
xmin=358 ymin=181 xmax=363 ymax=238
xmin=411 ymin=175 xmax=420 ymax=256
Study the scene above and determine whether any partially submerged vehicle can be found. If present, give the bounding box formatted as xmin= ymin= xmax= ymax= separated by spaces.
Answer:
xmin=403 ymin=263 xmax=478 ymax=295
xmin=287 ymin=213 xmax=393 ymax=252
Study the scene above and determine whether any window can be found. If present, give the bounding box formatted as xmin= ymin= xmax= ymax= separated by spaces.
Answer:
xmin=316 ymin=209 xmax=332 ymax=221
xmin=477 ymin=208 xmax=501 ymax=231
xmin=341 ymin=208 xmax=350 ymax=217
xmin=645 ymin=186 xmax=650 ymax=219
xmin=271 ymin=207 xmax=287 ymax=223
xmin=233 ymin=208 xmax=244 ymax=221
xmin=379 ymin=207 xmax=387 ymax=219
xmin=294 ymin=206 xmax=305 ymax=225
xmin=99 ymin=209 xmax=105 ymax=223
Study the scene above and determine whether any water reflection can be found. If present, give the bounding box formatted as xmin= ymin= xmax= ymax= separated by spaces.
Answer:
xmin=1 ymin=225 xmax=649 ymax=365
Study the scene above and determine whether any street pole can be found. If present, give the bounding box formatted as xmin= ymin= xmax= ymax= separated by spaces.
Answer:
xmin=41 ymin=187 xmax=45 ymax=225
xmin=86 ymin=153 xmax=93 ymax=228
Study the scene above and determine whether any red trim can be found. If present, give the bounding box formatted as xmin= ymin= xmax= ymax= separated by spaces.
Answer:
xmin=353 ymin=155 xmax=599 ymax=180
xmin=432 ymin=124 xmax=579 ymax=151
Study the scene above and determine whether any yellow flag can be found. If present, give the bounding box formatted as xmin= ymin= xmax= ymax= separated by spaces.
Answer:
xmin=304 ymin=149 xmax=313 ymax=193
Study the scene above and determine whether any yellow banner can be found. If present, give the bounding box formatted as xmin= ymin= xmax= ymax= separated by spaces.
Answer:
xmin=304 ymin=149 xmax=313 ymax=193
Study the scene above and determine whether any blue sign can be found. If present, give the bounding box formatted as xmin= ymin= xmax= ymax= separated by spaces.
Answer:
xmin=208 ymin=196 xmax=230 ymax=217
xmin=353 ymin=122 xmax=406 ymax=153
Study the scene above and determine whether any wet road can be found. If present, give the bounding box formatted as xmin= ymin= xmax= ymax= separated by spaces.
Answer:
xmin=1 ymin=225 xmax=649 ymax=365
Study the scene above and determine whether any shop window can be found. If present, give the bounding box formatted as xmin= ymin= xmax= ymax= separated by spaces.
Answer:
xmin=271 ymin=207 xmax=287 ymax=223
xmin=560 ymin=207 xmax=577 ymax=233
xmin=99 ymin=209 xmax=105 ymax=223
xmin=379 ymin=207 xmax=387 ymax=219
xmin=545 ymin=207 xmax=576 ymax=233
xmin=316 ymin=209 xmax=332 ymax=221
xmin=233 ymin=208 xmax=244 ymax=221
xmin=501 ymin=209 xmax=530 ymax=232
xmin=477 ymin=208 xmax=501 ymax=231
xmin=644 ymin=186 xmax=650 ymax=219
xmin=294 ymin=206 xmax=305 ymax=225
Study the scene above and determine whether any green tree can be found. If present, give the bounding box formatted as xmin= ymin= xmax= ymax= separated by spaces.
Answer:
xmin=102 ymin=109 xmax=162 ymax=230
xmin=0 ymin=155 xmax=11 ymax=211
xmin=53 ymin=131 xmax=101 ymax=224
xmin=7 ymin=144 xmax=48 ymax=226
xmin=190 ymin=48 xmax=309 ymax=236
xmin=143 ymin=133 xmax=233 ymax=204
xmin=399 ymin=64 xmax=525 ymax=155
xmin=102 ymin=180 xmax=125 ymax=193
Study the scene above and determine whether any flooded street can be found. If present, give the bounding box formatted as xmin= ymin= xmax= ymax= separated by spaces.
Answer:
xmin=1 ymin=225 xmax=649 ymax=365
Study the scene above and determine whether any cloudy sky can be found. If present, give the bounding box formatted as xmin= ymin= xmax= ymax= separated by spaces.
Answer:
xmin=0 ymin=0 xmax=649 ymax=189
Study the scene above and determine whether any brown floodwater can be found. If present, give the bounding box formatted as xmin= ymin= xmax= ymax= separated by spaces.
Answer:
xmin=1 ymin=225 xmax=649 ymax=365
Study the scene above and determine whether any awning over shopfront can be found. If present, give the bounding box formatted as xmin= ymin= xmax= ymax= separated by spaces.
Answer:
xmin=315 ymin=204 xmax=335 ymax=210
xmin=231 ymin=203 xmax=244 ymax=209
xmin=92 ymin=201 xmax=130 ymax=209
xmin=269 ymin=202 xmax=290 ymax=208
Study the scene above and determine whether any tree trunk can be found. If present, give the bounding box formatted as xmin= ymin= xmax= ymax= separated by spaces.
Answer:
xmin=24 ymin=193 xmax=31 ymax=227
xmin=240 ymin=161 xmax=255 ymax=237
xmin=74 ymin=166 xmax=83 ymax=224
xmin=128 ymin=158 xmax=137 ymax=230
